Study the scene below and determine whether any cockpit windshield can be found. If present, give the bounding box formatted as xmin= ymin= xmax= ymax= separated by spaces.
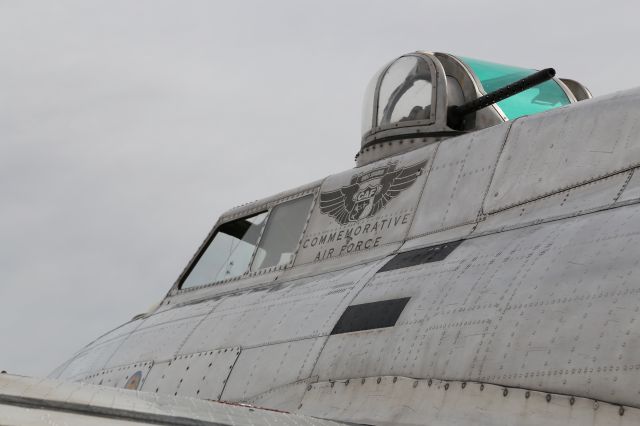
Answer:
xmin=457 ymin=56 xmax=571 ymax=119
xmin=181 ymin=212 xmax=268 ymax=288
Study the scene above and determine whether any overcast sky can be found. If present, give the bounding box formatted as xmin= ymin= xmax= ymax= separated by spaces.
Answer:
xmin=1 ymin=0 xmax=638 ymax=377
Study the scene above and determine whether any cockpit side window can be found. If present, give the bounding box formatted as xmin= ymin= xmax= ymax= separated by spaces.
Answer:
xmin=250 ymin=195 xmax=314 ymax=271
xmin=180 ymin=211 xmax=268 ymax=289
xmin=179 ymin=193 xmax=315 ymax=290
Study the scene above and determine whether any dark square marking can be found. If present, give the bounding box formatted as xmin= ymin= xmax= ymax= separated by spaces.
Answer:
xmin=331 ymin=298 xmax=410 ymax=335
xmin=378 ymin=240 xmax=463 ymax=272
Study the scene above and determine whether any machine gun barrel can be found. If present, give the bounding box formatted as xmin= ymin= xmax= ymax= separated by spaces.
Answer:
xmin=448 ymin=67 xmax=556 ymax=128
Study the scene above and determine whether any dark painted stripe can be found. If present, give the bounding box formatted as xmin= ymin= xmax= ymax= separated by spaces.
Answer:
xmin=331 ymin=298 xmax=410 ymax=335
xmin=378 ymin=240 xmax=463 ymax=272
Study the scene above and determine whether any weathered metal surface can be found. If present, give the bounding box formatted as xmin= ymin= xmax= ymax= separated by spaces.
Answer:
xmin=484 ymin=88 xmax=640 ymax=213
xmin=617 ymin=169 xmax=640 ymax=203
xmin=139 ymin=298 xmax=222 ymax=328
xmin=312 ymin=202 xmax=640 ymax=408
xmin=53 ymin=198 xmax=640 ymax=413
xmin=179 ymin=262 xmax=379 ymax=353
xmin=57 ymin=334 xmax=131 ymax=381
xmin=81 ymin=361 xmax=153 ymax=389
xmin=105 ymin=316 xmax=205 ymax=369
xmin=221 ymin=338 xmax=326 ymax=401
xmin=297 ymin=376 xmax=639 ymax=426
xmin=407 ymin=124 xmax=508 ymax=237
xmin=140 ymin=348 xmax=240 ymax=400
xmin=246 ymin=379 xmax=313 ymax=413
xmin=0 ymin=374 xmax=348 ymax=426
xmin=401 ymin=222 xmax=477 ymax=251
xmin=475 ymin=170 xmax=632 ymax=234
xmin=54 ymin=261 xmax=380 ymax=403
xmin=55 ymin=302 xmax=222 ymax=382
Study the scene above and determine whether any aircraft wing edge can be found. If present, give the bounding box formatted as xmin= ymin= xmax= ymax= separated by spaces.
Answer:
xmin=0 ymin=373 xmax=349 ymax=426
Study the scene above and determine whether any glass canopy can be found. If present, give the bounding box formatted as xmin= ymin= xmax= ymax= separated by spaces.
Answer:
xmin=457 ymin=56 xmax=571 ymax=120
xmin=361 ymin=55 xmax=435 ymax=137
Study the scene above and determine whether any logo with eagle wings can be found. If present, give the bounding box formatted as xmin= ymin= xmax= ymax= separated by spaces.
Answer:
xmin=319 ymin=160 xmax=427 ymax=225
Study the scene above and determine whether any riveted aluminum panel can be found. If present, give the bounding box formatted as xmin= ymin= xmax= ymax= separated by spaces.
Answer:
xmin=294 ymin=144 xmax=436 ymax=267
xmin=221 ymin=338 xmax=326 ymax=401
xmin=58 ymin=301 xmax=222 ymax=381
xmin=53 ymin=318 xmax=146 ymax=380
xmin=475 ymin=171 xmax=631 ymax=234
xmin=470 ymin=205 xmax=640 ymax=405
xmin=139 ymin=298 xmax=221 ymax=329
xmin=617 ymin=168 xmax=640 ymax=203
xmin=80 ymin=361 xmax=153 ymax=390
xmin=401 ymin=222 xmax=476 ymax=251
xmin=105 ymin=317 xmax=204 ymax=368
xmin=140 ymin=348 xmax=240 ymax=400
xmin=484 ymin=88 xmax=640 ymax=213
xmin=408 ymin=124 xmax=508 ymax=238
xmin=57 ymin=336 xmax=130 ymax=381
xmin=180 ymin=263 xmax=378 ymax=353
xmin=312 ymin=202 xmax=640 ymax=408
xmin=87 ymin=319 xmax=144 ymax=349
xmin=297 ymin=377 xmax=640 ymax=426
xmin=246 ymin=379 xmax=313 ymax=412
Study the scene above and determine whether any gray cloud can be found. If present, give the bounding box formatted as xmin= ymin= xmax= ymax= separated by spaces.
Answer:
xmin=1 ymin=0 xmax=637 ymax=376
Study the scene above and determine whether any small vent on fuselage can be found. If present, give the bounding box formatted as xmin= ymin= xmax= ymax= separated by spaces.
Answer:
xmin=331 ymin=298 xmax=410 ymax=335
xmin=378 ymin=240 xmax=463 ymax=272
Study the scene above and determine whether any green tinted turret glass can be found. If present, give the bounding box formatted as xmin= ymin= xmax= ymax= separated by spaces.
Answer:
xmin=458 ymin=56 xmax=571 ymax=120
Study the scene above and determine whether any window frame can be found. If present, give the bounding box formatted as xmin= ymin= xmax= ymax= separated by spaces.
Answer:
xmin=174 ymin=189 xmax=317 ymax=292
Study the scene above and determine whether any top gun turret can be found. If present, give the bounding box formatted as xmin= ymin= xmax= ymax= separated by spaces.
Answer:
xmin=357 ymin=52 xmax=591 ymax=166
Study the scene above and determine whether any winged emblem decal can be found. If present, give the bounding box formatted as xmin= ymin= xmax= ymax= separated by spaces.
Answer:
xmin=319 ymin=160 xmax=427 ymax=225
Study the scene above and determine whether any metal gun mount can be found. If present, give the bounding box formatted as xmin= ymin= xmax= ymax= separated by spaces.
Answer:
xmin=447 ymin=68 xmax=556 ymax=130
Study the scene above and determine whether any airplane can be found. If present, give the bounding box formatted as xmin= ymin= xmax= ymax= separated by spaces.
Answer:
xmin=3 ymin=50 xmax=640 ymax=425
